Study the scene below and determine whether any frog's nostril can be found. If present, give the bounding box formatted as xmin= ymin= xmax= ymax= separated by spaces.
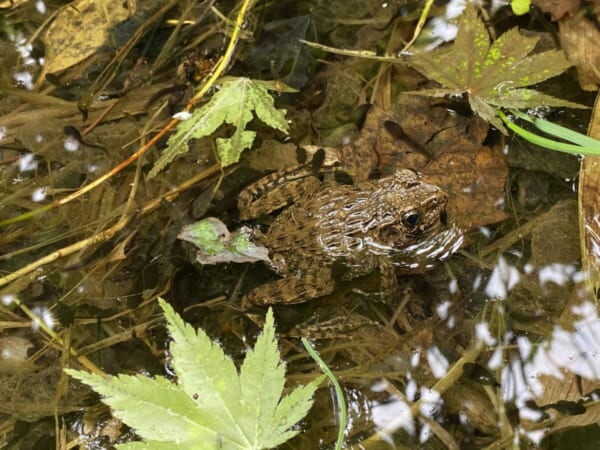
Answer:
xmin=440 ymin=209 xmax=448 ymax=226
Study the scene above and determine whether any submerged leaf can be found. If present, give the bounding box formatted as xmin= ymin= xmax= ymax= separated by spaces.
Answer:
xmin=408 ymin=3 xmax=585 ymax=133
xmin=150 ymin=77 xmax=291 ymax=177
xmin=43 ymin=0 xmax=130 ymax=75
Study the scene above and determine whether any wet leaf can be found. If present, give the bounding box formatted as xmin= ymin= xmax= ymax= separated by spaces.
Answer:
xmin=351 ymin=100 xmax=508 ymax=230
xmin=579 ymin=92 xmax=600 ymax=294
xmin=559 ymin=15 xmax=600 ymax=91
xmin=244 ymin=15 xmax=316 ymax=89
xmin=150 ymin=77 xmax=292 ymax=177
xmin=408 ymin=3 xmax=585 ymax=133
xmin=43 ymin=0 xmax=131 ymax=75
xmin=423 ymin=146 xmax=509 ymax=230
xmin=177 ymin=217 xmax=269 ymax=264
xmin=532 ymin=0 xmax=580 ymax=21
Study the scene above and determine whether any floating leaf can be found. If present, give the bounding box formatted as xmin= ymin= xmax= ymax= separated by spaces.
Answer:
xmin=150 ymin=77 xmax=292 ymax=177
xmin=64 ymin=371 xmax=215 ymax=445
xmin=66 ymin=299 xmax=322 ymax=449
xmin=408 ymin=3 xmax=585 ymax=133
xmin=177 ymin=217 xmax=269 ymax=264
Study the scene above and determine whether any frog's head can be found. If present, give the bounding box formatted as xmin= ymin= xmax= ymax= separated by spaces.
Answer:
xmin=372 ymin=170 xmax=447 ymax=242
xmin=367 ymin=170 xmax=462 ymax=270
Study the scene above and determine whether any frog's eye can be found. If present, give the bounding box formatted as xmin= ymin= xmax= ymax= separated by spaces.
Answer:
xmin=402 ymin=210 xmax=420 ymax=228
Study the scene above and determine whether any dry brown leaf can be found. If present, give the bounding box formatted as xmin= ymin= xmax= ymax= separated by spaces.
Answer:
xmin=42 ymin=0 xmax=131 ymax=75
xmin=578 ymin=91 xmax=600 ymax=293
xmin=422 ymin=147 xmax=509 ymax=230
xmin=532 ymin=0 xmax=580 ymax=21
xmin=350 ymin=99 xmax=508 ymax=231
xmin=559 ymin=15 xmax=600 ymax=91
xmin=531 ymin=374 xmax=600 ymax=435
xmin=533 ymin=0 xmax=599 ymax=90
xmin=246 ymin=139 xmax=299 ymax=171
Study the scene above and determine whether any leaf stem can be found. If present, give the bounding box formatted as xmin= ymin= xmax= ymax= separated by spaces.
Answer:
xmin=509 ymin=110 xmax=600 ymax=148
xmin=301 ymin=338 xmax=346 ymax=450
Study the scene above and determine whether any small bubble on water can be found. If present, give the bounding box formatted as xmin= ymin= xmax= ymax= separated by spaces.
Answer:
xmin=19 ymin=153 xmax=37 ymax=172
xmin=31 ymin=187 xmax=47 ymax=202
xmin=35 ymin=0 xmax=46 ymax=14
xmin=64 ymin=135 xmax=80 ymax=152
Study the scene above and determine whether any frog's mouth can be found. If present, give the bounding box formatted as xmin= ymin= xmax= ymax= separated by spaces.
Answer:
xmin=390 ymin=225 xmax=465 ymax=272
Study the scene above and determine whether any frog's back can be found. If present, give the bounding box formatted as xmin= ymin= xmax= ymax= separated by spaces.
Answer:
xmin=263 ymin=181 xmax=387 ymax=274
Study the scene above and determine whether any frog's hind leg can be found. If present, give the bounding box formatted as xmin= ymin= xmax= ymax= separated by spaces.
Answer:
xmin=238 ymin=172 xmax=321 ymax=220
xmin=238 ymin=149 xmax=326 ymax=221
xmin=242 ymin=269 xmax=334 ymax=307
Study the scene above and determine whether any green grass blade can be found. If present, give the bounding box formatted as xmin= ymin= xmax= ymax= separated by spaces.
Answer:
xmin=301 ymin=338 xmax=346 ymax=450
xmin=498 ymin=110 xmax=600 ymax=156
xmin=510 ymin=110 xmax=600 ymax=148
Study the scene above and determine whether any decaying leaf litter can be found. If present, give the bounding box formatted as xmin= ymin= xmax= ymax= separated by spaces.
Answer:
xmin=0 ymin=0 xmax=600 ymax=448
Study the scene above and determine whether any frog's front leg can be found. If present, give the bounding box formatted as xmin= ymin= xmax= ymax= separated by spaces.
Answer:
xmin=242 ymin=268 xmax=334 ymax=307
xmin=378 ymin=258 xmax=400 ymax=300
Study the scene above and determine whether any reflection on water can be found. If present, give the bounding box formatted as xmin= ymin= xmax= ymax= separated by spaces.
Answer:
xmin=361 ymin=257 xmax=600 ymax=447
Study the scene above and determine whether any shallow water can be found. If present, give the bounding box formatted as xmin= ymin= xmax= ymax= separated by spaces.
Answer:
xmin=0 ymin=0 xmax=599 ymax=449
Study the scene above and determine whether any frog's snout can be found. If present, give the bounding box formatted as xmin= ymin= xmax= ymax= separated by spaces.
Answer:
xmin=420 ymin=191 xmax=448 ymax=229
xmin=421 ymin=191 xmax=447 ymax=209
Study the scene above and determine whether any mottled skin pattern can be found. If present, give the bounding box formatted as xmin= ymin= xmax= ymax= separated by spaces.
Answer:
xmin=238 ymin=169 xmax=448 ymax=306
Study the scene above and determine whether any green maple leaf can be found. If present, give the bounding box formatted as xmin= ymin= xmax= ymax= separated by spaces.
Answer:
xmin=149 ymin=77 xmax=292 ymax=177
xmin=408 ymin=3 xmax=586 ymax=133
xmin=66 ymin=299 xmax=323 ymax=450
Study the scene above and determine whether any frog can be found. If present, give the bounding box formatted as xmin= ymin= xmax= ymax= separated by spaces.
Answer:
xmin=238 ymin=158 xmax=460 ymax=307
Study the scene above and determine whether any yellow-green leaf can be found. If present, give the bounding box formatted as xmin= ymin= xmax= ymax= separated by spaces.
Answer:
xmin=65 ymin=298 xmax=321 ymax=449
xmin=149 ymin=77 xmax=290 ymax=177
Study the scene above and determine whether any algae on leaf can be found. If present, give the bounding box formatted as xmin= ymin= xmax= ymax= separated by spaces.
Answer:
xmin=408 ymin=3 xmax=585 ymax=133
xmin=66 ymin=300 xmax=323 ymax=449
xmin=149 ymin=77 xmax=292 ymax=177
